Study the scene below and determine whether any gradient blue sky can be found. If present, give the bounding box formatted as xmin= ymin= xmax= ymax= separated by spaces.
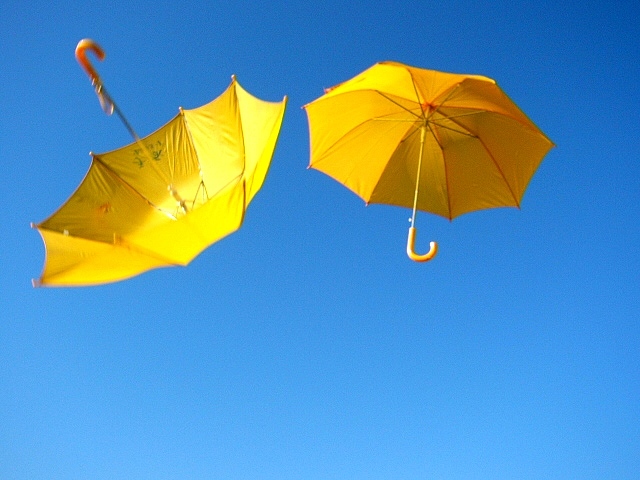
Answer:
xmin=1 ymin=1 xmax=639 ymax=479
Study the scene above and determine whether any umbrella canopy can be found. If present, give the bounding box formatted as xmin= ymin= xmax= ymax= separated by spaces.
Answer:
xmin=304 ymin=61 xmax=554 ymax=261
xmin=33 ymin=76 xmax=287 ymax=286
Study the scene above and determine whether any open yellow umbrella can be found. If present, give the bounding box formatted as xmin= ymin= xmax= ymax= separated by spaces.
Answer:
xmin=32 ymin=40 xmax=287 ymax=286
xmin=304 ymin=61 xmax=554 ymax=262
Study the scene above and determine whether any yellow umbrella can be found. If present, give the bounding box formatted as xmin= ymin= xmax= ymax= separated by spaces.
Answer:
xmin=304 ymin=61 xmax=554 ymax=262
xmin=32 ymin=40 xmax=287 ymax=286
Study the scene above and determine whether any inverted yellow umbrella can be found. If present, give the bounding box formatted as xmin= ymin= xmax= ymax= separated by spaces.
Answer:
xmin=32 ymin=40 xmax=287 ymax=286
xmin=304 ymin=61 xmax=554 ymax=262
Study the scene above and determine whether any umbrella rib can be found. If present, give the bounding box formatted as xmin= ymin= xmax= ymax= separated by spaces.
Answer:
xmin=427 ymin=83 xmax=462 ymax=120
xmin=383 ymin=73 xmax=455 ymax=220
xmin=180 ymin=110 xmax=245 ymax=204
xmin=38 ymin=226 xmax=187 ymax=273
xmin=375 ymin=91 xmax=424 ymax=120
xmin=311 ymin=118 xmax=384 ymax=168
xmin=409 ymin=70 xmax=424 ymax=109
xmin=434 ymin=113 xmax=521 ymax=209
xmin=367 ymin=122 xmax=422 ymax=204
xmin=180 ymin=109 xmax=211 ymax=205
xmin=371 ymin=117 xmax=421 ymax=123
xmin=425 ymin=121 xmax=454 ymax=220
xmin=434 ymin=106 xmax=545 ymax=208
xmin=436 ymin=110 xmax=486 ymax=119
xmin=428 ymin=119 xmax=477 ymax=138
xmin=404 ymin=76 xmax=479 ymax=138
xmin=235 ymin=82 xmax=248 ymax=195
xmin=180 ymin=75 xmax=247 ymax=204
xmin=426 ymin=121 xmax=443 ymax=150
xmin=310 ymin=90 xmax=421 ymax=169
xmin=435 ymin=108 xmax=483 ymax=139
xmin=437 ymin=103 xmax=549 ymax=136
xmin=441 ymin=93 xmax=527 ymax=213
xmin=340 ymin=124 xmax=404 ymax=199
xmin=92 ymin=156 xmax=177 ymax=219
xmin=476 ymin=136 xmax=521 ymax=208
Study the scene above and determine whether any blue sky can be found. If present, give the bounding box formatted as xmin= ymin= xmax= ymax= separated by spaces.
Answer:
xmin=1 ymin=0 xmax=639 ymax=478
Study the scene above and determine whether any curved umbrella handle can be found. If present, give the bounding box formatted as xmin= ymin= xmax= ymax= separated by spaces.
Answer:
xmin=406 ymin=227 xmax=438 ymax=262
xmin=75 ymin=39 xmax=105 ymax=84
xmin=75 ymin=39 xmax=114 ymax=115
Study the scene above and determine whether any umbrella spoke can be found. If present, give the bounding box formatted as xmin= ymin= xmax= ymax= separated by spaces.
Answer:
xmin=426 ymin=83 xmax=461 ymax=120
xmin=371 ymin=117 xmax=421 ymax=123
xmin=437 ymin=110 xmax=486 ymax=119
xmin=190 ymin=180 xmax=210 ymax=209
xmin=426 ymin=121 xmax=444 ymax=150
xmin=376 ymin=91 xmax=424 ymax=120
xmin=428 ymin=119 xmax=478 ymax=138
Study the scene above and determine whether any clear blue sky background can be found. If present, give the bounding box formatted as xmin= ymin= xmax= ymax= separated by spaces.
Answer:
xmin=1 ymin=1 xmax=639 ymax=479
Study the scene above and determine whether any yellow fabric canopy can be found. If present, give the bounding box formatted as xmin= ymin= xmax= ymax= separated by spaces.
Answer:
xmin=33 ymin=77 xmax=287 ymax=286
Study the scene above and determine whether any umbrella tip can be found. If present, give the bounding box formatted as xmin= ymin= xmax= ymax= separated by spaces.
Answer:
xmin=231 ymin=74 xmax=237 ymax=82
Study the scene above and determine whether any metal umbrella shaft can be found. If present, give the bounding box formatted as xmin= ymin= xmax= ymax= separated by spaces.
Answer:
xmin=92 ymin=81 xmax=141 ymax=143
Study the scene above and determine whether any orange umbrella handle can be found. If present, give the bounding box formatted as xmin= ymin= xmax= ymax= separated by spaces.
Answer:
xmin=75 ymin=39 xmax=105 ymax=84
xmin=74 ymin=39 xmax=116 ymax=116
xmin=407 ymin=227 xmax=437 ymax=262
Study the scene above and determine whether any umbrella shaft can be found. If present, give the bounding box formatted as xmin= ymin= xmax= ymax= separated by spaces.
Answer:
xmin=410 ymin=125 xmax=426 ymax=228
xmin=98 ymin=85 xmax=157 ymax=168
xmin=98 ymin=85 xmax=141 ymax=142
xmin=113 ymin=103 xmax=141 ymax=143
